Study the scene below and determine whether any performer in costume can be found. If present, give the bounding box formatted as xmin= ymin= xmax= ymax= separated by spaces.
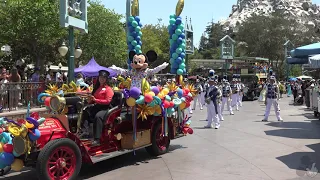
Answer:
xmin=200 ymin=78 xmax=208 ymax=106
xmin=221 ymin=79 xmax=234 ymax=115
xmin=215 ymin=76 xmax=224 ymax=121
xmin=262 ymin=76 xmax=283 ymax=121
xmin=192 ymin=79 xmax=203 ymax=110
xmin=110 ymin=50 xmax=169 ymax=89
xmin=204 ymin=77 xmax=221 ymax=129
xmin=230 ymin=77 xmax=240 ymax=111
xmin=237 ymin=75 xmax=245 ymax=107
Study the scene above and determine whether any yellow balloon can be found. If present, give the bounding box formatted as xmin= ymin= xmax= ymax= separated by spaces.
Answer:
xmin=126 ymin=97 xmax=136 ymax=107
xmin=162 ymin=88 xmax=169 ymax=95
xmin=157 ymin=94 xmax=164 ymax=99
xmin=179 ymin=102 xmax=186 ymax=110
xmin=149 ymin=107 xmax=156 ymax=114
xmin=11 ymin=159 xmax=24 ymax=171
xmin=148 ymin=91 xmax=155 ymax=97
xmin=0 ymin=143 xmax=3 ymax=153
xmin=155 ymin=105 xmax=162 ymax=114
xmin=176 ymin=0 xmax=184 ymax=16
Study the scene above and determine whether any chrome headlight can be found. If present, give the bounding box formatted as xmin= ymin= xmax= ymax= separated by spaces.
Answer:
xmin=50 ymin=96 xmax=66 ymax=112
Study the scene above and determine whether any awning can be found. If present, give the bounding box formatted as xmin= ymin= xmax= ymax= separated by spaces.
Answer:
xmin=309 ymin=54 xmax=320 ymax=68
xmin=287 ymin=57 xmax=309 ymax=64
xmin=291 ymin=42 xmax=320 ymax=58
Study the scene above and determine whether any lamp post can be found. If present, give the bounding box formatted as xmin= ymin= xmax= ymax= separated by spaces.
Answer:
xmin=284 ymin=40 xmax=294 ymax=81
xmin=59 ymin=0 xmax=88 ymax=82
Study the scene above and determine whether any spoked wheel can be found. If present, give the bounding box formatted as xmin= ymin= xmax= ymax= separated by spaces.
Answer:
xmin=146 ymin=122 xmax=170 ymax=156
xmin=36 ymin=138 xmax=82 ymax=180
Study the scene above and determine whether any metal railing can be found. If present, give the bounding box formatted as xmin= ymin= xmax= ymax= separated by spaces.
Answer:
xmin=0 ymin=81 xmax=65 ymax=112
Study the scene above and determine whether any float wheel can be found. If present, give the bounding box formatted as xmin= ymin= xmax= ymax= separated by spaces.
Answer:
xmin=146 ymin=122 xmax=170 ymax=156
xmin=36 ymin=138 xmax=82 ymax=180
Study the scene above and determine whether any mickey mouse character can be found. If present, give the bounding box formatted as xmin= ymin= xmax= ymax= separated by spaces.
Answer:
xmin=110 ymin=50 xmax=169 ymax=89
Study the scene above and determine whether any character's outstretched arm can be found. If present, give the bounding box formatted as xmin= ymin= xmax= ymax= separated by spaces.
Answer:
xmin=146 ymin=62 xmax=169 ymax=76
xmin=109 ymin=65 xmax=130 ymax=76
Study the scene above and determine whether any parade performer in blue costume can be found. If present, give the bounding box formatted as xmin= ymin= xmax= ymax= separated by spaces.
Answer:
xmin=286 ymin=83 xmax=292 ymax=97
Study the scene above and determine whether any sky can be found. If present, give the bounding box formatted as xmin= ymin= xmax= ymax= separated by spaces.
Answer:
xmin=101 ymin=0 xmax=320 ymax=48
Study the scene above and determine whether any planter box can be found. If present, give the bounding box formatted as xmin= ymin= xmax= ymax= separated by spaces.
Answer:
xmin=121 ymin=129 xmax=151 ymax=149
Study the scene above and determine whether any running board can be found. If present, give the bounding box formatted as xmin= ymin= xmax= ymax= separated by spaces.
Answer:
xmin=91 ymin=144 xmax=152 ymax=164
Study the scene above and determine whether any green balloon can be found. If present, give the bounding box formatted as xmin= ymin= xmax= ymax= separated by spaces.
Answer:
xmin=135 ymin=45 xmax=141 ymax=50
xmin=167 ymin=25 xmax=172 ymax=30
xmin=169 ymin=18 xmax=176 ymax=25
xmin=178 ymin=44 xmax=185 ymax=49
xmin=169 ymin=39 xmax=174 ymax=45
xmin=182 ymin=59 xmax=185 ymax=63
xmin=181 ymin=43 xmax=186 ymax=48
xmin=179 ymin=63 xmax=186 ymax=69
xmin=177 ymin=69 xmax=183 ymax=75
xmin=138 ymin=31 xmax=142 ymax=36
xmin=135 ymin=26 xmax=141 ymax=32
xmin=170 ymin=15 xmax=175 ymax=19
xmin=137 ymin=50 xmax=142 ymax=54
xmin=129 ymin=16 xmax=135 ymax=22
xmin=172 ymin=53 xmax=178 ymax=59
xmin=172 ymin=34 xmax=178 ymax=40
xmin=131 ymin=40 xmax=137 ymax=46
xmin=132 ymin=21 xmax=138 ymax=27
xmin=170 ymin=58 xmax=175 ymax=64
xmin=175 ymin=29 xmax=182 ymax=35
xmin=176 ymin=48 xmax=182 ymax=54
xmin=177 ymin=25 xmax=184 ymax=30
xmin=128 ymin=36 xmax=134 ymax=42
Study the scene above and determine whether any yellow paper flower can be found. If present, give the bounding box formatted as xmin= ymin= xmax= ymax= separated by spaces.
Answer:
xmin=137 ymin=104 xmax=154 ymax=121
xmin=45 ymin=84 xmax=59 ymax=95
xmin=167 ymin=82 xmax=178 ymax=92
xmin=187 ymin=84 xmax=197 ymax=97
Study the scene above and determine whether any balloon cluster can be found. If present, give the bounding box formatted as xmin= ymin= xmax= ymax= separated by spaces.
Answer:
xmin=168 ymin=15 xmax=186 ymax=75
xmin=123 ymin=79 xmax=194 ymax=120
xmin=0 ymin=113 xmax=44 ymax=171
xmin=127 ymin=16 xmax=143 ymax=69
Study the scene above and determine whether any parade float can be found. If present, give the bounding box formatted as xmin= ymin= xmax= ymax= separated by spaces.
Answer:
xmin=0 ymin=0 xmax=194 ymax=179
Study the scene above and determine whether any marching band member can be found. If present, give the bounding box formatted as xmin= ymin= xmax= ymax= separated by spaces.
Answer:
xmin=230 ymin=78 xmax=240 ymax=111
xmin=192 ymin=79 xmax=203 ymax=110
xmin=209 ymin=69 xmax=215 ymax=77
xmin=201 ymin=78 xmax=208 ymax=106
xmin=214 ymin=76 xmax=224 ymax=121
xmin=221 ymin=79 xmax=234 ymax=115
xmin=204 ymin=77 xmax=221 ymax=129
xmin=262 ymin=76 xmax=283 ymax=121
xmin=237 ymin=77 xmax=245 ymax=107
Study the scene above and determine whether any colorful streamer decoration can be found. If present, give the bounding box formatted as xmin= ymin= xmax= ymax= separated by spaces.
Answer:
xmin=168 ymin=2 xmax=186 ymax=75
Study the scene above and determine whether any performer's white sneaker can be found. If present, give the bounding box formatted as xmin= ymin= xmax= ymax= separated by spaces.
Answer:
xmin=204 ymin=124 xmax=213 ymax=128
xmin=262 ymin=119 xmax=268 ymax=122
xmin=278 ymin=118 xmax=283 ymax=121
xmin=230 ymin=112 xmax=234 ymax=115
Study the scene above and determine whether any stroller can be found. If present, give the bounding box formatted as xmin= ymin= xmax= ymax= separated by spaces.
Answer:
xmin=295 ymin=94 xmax=304 ymax=105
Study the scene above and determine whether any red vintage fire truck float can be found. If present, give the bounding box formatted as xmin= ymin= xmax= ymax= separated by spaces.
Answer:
xmin=0 ymin=0 xmax=192 ymax=179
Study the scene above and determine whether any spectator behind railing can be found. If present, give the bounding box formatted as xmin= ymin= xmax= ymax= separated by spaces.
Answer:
xmin=9 ymin=67 xmax=22 ymax=110
xmin=31 ymin=67 xmax=40 ymax=82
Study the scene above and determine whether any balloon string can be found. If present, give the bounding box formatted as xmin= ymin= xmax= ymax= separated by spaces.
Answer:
xmin=164 ymin=109 xmax=168 ymax=137
xmin=162 ymin=117 xmax=164 ymax=136
xmin=133 ymin=105 xmax=137 ymax=141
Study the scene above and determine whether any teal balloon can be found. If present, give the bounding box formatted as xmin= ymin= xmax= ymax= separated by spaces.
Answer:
xmin=179 ymin=44 xmax=186 ymax=49
xmin=175 ymin=29 xmax=182 ymax=35
xmin=177 ymin=25 xmax=184 ymax=30
xmin=138 ymin=31 xmax=142 ymax=36
xmin=169 ymin=15 xmax=175 ymax=19
xmin=128 ymin=16 xmax=135 ymax=22
xmin=135 ymin=45 xmax=141 ymax=51
xmin=176 ymin=48 xmax=182 ymax=54
xmin=169 ymin=39 xmax=174 ymax=45
xmin=167 ymin=107 xmax=175 ymax=115
xmin=179 ymin=63 xmax=186 ymax=69
xmin=0 ymin=162 xmax=6 ymax=169
xmin=170 ymin=58 xmax=175 ymax=64
xmin=149 ymin=101 xmax=156 ymax=107
xmin=128 ymin=36 xmax=134 ymax=42
xmin=135 ymin=26 xmax=141 ymax=32
xmin=131 ymin=40 xmax=137 ymax=46
xmin=132 ymin=21 xmax=138 ymax=27
xmin=137 ymin=50 xmax=142 ymax=54
xmin=172 ymin=34 xmax=178 ymax=40
xmin=167 ymin=25 xmax=172 ymax=30
xmin=172 ymin=53 xmax=178 ymax=59
xmin=177 ymin=69 xmax=183 ymax=75
xmin=182 ymin=58 xmax=185 ymax=63
xmin=136 ymin=95 xmax=145 ymax=104
xmin=169 ymin=18 xmax=176 ymax=25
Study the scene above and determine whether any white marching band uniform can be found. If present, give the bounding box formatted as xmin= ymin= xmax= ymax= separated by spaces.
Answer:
xmin=237 ymin=82 xmax=245 ymax=107
xmin=193 ymin=80 xmax=203 ymax=110
xmin=204 ymin=77 xmax=221 ymax=129
xmin=217 ymin=83 xmax=224 ymax=121
xmin=263 ymin=76 xmax=283 ymax=121
xmin=230 ymin=80 xmax=240 ymax=111
xmin=221 ymin=80 xmax=234 ymax=115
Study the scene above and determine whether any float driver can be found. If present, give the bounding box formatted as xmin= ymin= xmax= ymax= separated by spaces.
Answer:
xmin=81 ymin=70 xmax=114 ymax=146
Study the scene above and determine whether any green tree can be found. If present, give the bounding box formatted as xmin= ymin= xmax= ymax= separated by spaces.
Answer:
xmin=0 ymin=0 xmax=66 ymax=70
xmin=141 ymin=19 xmax=170 ymax=72
xmin=79 ymin=0 xmax=127 ymax=67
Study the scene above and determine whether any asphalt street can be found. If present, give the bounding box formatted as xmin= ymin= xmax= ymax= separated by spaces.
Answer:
xmin=3 ymin=96 xmax=320 ymax=180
